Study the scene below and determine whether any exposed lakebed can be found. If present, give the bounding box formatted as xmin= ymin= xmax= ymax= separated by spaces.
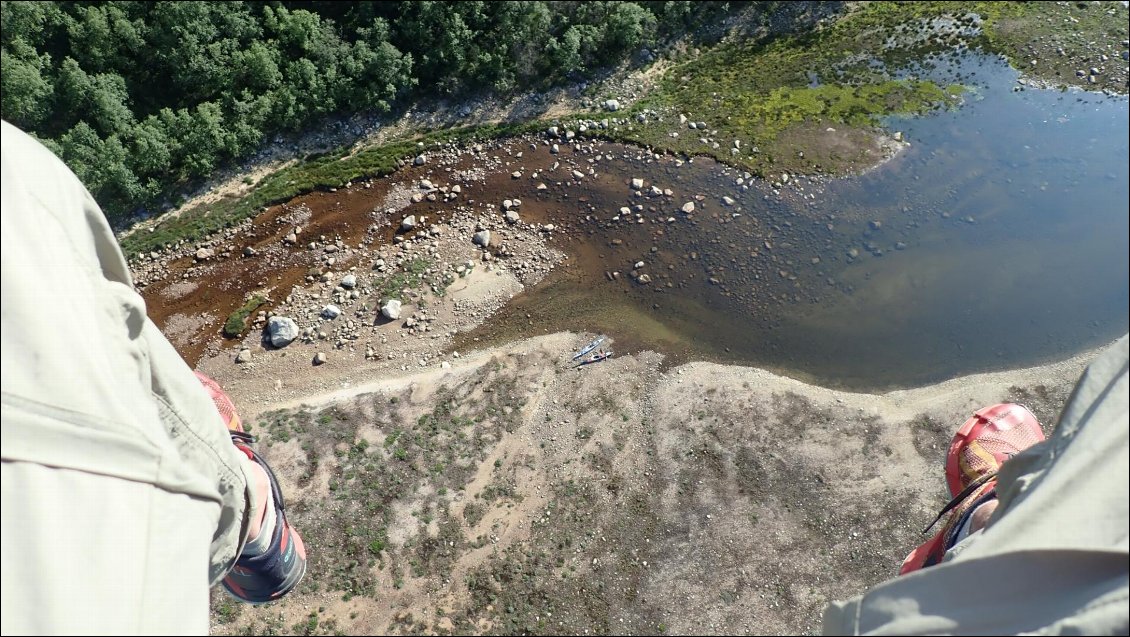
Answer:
xmin=142 ymin=54 xmax=1127 ymax=391
xmin=455 ymin=53 xmax=1129 ymax=389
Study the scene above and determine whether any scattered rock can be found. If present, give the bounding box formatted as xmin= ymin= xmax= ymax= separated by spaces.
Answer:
xmin=637 ymin=273 xmax=652 ymax=284
xmin=511 ymin=171 xmax=522 ymax=179
xmin=340 ymin=274 xmax=357 ymax=289
xmin=235 ymin=348 xmax=252 ymax=364
xmin=473 ymin=230 xmax=492 ymax=247
xmin=242 ymin=246 xmax=257 ymax=257
xmin=268 ymin=316 xmax=299 ymax=348
xmin=321 ymin=304 xmax=342 ymax=319
xmin=284 ymin=233 xmax=298 ymax=245
xmin=194 ymin=248 xmax=214 ymax=261
xmin=721 ymin=196 xmax=735 ymax=206
xmin=682 ymin=202 xmax=695 ymax=213
xmin=631 ymin=178 xmax=644 ymax=190
xmin=381 ymin=299 xmax=402 ymax=320
xmin=604 ymin=99 xmax=620 ymax=111
xmin=413 ymin=154 xmax=426 ymax=166
xmin=313 ymin=352 xmax=327 ymax=365
xmin=401 ymin=215 xmax=417 ymax=231
xmin=572 ymin=170 xmax=585 ymax=180
xmin=869 ymin=220 xmax=882 ymax=230
xmin=504 ymin=210 xmax=520 ymax=224
xmin=502 ymin=199 xmax=514 ymax=210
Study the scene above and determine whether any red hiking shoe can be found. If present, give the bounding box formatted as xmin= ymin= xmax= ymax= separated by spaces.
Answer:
xmin=900 ymin=403 xmax=1044 ymax=574
xmin=195 ymin=372 xmax=308 ymax=603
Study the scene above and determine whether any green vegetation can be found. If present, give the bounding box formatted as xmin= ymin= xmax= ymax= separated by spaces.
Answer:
xmin=374 ymin=256 xmax=432 ymax=302
xmin=587 ymin=1 xmax=1124 ymax=176
xmin=222 ymin=293 xmax=267 ymax=338
xmin=1 ymin=1 xmax=737 ymax=224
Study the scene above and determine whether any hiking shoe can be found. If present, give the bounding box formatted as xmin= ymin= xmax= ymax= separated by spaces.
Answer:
xmin=222 ymin=431 xmax=308 ymax=603
xmin=195 ymin=372 xmax=307 ymax=603
xmin=900 ymin=403 xmax=1043 ymax=574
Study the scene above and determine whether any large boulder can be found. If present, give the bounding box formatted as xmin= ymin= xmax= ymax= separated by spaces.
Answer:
xmin=381 ymin=299 xmax=402 ymax=320
xmin=267 ymin=316 xmax=299 ymax=348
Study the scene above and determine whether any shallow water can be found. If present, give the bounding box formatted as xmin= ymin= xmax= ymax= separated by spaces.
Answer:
xmin=459 ymin=53 xmax=1129 ymax=389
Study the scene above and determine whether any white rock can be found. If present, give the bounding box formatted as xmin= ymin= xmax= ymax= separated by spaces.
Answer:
xmin=322 ymin=304 xmax=342 ymax=319
xmin=413 ymin=154 xmax=426 ymax=166
xmin=235 ymin=349 xmax=252 ymax=364
xmin=682 ymin=202 xmax=695 ymax=213
xmin=604 ymin=99 xmax=620 ymax=111
xmin=631 ymin=178 xmax=644 ymax=190
xmin=381 ymin=299 xmax=402 ymax=320
xmin=267 ymin=316 xmax=299 ymax=348
xmin=401 ymin=215 xmax=417 ymax=231
xmin=340 ymin=274 xmax=357 ymax=289
xmin=722 ymin=196 xmax=735 ymax=206
xmin=473 ymin=230 xmax=492 ymax=247
xmin=313 ymin=352 xmax=327 ymax=365
xmin=504 ymin=210 xmax=520 ymax=224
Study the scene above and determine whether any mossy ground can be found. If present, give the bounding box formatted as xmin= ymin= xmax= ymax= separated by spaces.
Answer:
xmin=586 ymin=1 xmax=1125 ymax=176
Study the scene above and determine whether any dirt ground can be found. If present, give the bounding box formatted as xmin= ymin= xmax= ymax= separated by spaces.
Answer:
xmin=205 ymin=326 xmax=1106 ymax=636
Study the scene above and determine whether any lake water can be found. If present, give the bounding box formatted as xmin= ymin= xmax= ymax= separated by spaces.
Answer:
xmin=457 ymin=53 xmax=1129 ymax=389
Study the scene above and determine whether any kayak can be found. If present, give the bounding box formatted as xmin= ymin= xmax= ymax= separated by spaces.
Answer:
xmin=578 ymin=350 xmax=613 ymax=365
xmin=571 ymin=335 xmax=606 ymax=360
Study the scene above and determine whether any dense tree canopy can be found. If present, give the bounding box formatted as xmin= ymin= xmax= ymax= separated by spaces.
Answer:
xmin=0 ymin=1 xmax=737 ymax=223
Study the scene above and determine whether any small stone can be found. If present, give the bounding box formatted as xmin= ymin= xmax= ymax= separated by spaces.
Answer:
xmin=511 ymin=171 xmax=522 ymax=179
xmin=313 ymin=352 xmax=327 ymax=365
xmin=451 ymin=184 xmax=462 ymax=194
xmin=637 ymin=274 xmax=651 ymax=284
xmin=419 ymin=179 xmax=434 ymax=190
xmin=572 ymin=170 xmax=584 ymax=180
xmin=869 ymin=220 xmax=882 ymax=230
xmin=681 ymin=202 xmax=695 ymax=213
xmin=235 ymin=349 xmax=252 ymax=364
xmin=721 ymin=196 xmax=735 ymax=206
xmin=473 ymin=230 xmax=492 ymax=247
xmin=504 ymin=210 xmax=520 ymax=224
xmin=322 ymin=304 xmax=341 ymax=319
xmin=194 ymin=248 xmax=214 ymax=261
xmin=631 ymin=178 xmax=644 ymax=190
xmin=604 ymin=99 xmax=620 ymax=111
xmin=340 ymin=274 xmax=357 ymax=289
xmin=242 ymin=246 xmax=257 ymax=257
xmin=413 ymin=154 xmax=426 ymax=166
xmin=401 ymin=215 xmax=417 ymax=231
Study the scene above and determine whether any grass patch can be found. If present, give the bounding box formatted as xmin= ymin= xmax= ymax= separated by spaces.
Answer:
xmin=583 ymin=1 xmax=1123 ymax=176
xmin=222 ymin=293 xmax=267 ymax=338
xmin=375 ymin=257 xmax=432 ymax=302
